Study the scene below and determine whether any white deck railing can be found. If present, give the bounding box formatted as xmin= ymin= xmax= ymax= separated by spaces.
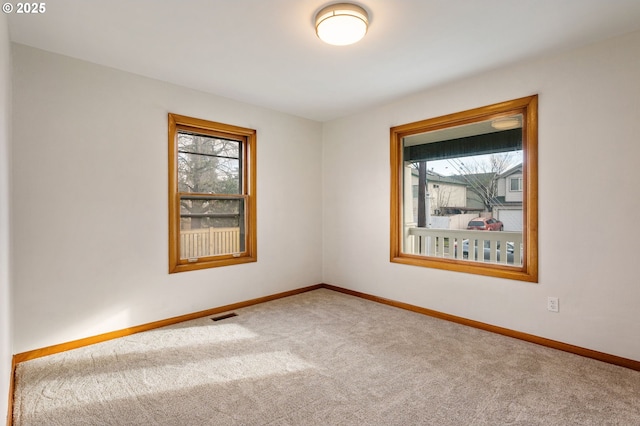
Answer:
xmin=180 ymin=227 xmax=240 ymax=259
xmin=406 ymin=228 xmax=523 ymax=265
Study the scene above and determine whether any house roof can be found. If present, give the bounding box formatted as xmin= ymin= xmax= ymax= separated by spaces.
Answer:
xmin=447 ymin=172 xmax=495 ymax=187
xmin=499 ymin=164 xmax=523 ymax=178
xmin=411 ymin=169 xmax=468 ymax=186
xmin=7 ymin=1 xmax=640 ymax=121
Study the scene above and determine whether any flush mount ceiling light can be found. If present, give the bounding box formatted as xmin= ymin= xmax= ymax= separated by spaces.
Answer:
xmin=491 ymin=116 xmax=522 ymax=130
xmin=315 ymin=3 xmax=369 ymax=46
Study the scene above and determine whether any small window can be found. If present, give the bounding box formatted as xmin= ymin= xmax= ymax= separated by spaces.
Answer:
xmin=510 ymin=177 xmax=523 ymax=192
xmin=390 ymin=96 xmax=538 ymax=282
xmin=168 ymin=114 xmax=257 ymax=273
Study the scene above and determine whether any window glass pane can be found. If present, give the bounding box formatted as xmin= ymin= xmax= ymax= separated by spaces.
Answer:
xmin=178 ymin=132 xmax=240 ymax=157
xmin=177 ymin=132 xmax=240 ymax=194
xmin=401 ymin=116 xmax=523 ymax=267
xmin=179 ymin=197 xmax=245 ymax=258
xmin=510 ymin=178 xmax=522 ymax=191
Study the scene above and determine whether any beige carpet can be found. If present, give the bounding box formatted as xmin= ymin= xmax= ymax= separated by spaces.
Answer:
xmin=13 ymin=289 xmax=640 ymax=425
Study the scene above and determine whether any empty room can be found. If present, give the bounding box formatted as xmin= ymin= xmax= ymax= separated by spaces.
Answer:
xmin=1 ymin=1 xmax=640 ymax=424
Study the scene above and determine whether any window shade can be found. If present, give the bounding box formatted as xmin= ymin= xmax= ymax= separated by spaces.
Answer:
xmin=403 ymin=128 xmax=522 ymax=162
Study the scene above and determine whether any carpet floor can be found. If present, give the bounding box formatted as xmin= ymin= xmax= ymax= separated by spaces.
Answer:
xmin=12 ymin=289 xmax=640 ymax=425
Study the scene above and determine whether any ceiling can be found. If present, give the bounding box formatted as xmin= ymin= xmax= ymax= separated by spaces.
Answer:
xmin=7 ymin=0 xmax=640 ymax=122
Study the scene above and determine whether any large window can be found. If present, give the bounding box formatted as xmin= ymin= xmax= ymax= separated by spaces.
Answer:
xmin=169 ymin=114 xmax=256 ymax=273
xmin=390 ymin=96 xmax=538 ymax=282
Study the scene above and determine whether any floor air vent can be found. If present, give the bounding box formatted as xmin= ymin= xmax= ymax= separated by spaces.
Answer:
xmin=211 ymin=313 xmax=238 ymax=322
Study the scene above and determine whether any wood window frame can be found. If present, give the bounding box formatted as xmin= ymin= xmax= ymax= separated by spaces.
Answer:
xmin=168 ymin=113 xmax=257 ymax=273
xmin=390 ymin=95 xmax=538 ymax=282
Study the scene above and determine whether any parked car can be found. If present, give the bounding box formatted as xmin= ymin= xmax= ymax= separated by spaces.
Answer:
xmin=467 ymin=217 xmax=504 ymax=231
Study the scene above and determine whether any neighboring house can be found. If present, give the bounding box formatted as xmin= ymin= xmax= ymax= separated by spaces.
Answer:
xmin=411 ymin=164 xmax=524 ymax=231
xmin=410 ymin=169 xmax=468 ymax=222
xmin=493 ymin=164 xmax=523 ymax=231
xmin=448 ymin=172 xmax=495 ymax=212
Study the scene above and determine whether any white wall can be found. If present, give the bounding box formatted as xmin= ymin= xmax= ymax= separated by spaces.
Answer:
xmin=11 ymin=44 xmax=323 ymax=353
xmin=0 ymin=13 xmax=12 ymax=423
xmin=323 ymin=30 xmax=640 ymax=361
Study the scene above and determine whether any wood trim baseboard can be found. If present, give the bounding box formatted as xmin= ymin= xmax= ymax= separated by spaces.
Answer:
xmin=13 ymin=284 xmax=323 ymax=365
xmin=321 ymin=284 xmax=640 ymax=371
xmin=6 ymin=357 xmax=16 ymax=426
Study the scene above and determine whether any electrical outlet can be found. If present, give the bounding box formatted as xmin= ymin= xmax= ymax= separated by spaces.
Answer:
xmin=547 ymin=297 xmax=559 ymax=313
